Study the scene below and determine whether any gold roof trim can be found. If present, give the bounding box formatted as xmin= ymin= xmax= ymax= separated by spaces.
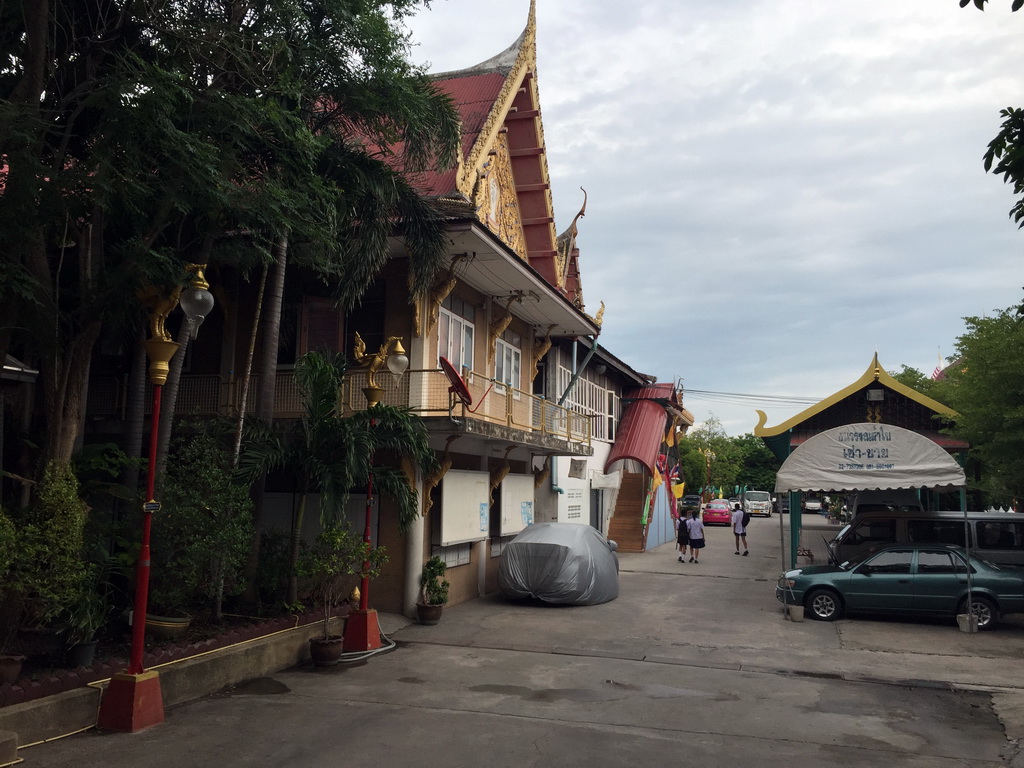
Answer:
xmin=753 ymin=353 xmax=958 ymax=437
xmin=456 ymin=0 xmax=540 ymax=199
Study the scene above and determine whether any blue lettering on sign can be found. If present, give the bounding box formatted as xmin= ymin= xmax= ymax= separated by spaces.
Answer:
xmin=837 ymin=428 xmax=893 ymax=443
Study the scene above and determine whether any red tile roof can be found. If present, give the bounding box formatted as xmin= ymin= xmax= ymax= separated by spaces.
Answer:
xmin=407 ymin=73 xmax=507 ymax=198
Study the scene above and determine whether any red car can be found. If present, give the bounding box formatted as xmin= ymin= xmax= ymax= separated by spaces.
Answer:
xmin=703 ymin=499 xmax=733 ymax=526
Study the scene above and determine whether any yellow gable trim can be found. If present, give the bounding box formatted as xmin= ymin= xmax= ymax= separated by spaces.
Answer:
xmin=753 ymin=353 xmax=958 ymax=437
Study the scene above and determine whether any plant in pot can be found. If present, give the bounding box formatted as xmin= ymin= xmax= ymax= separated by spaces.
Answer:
xmin=60 ymin=577 xmax=110 ymax=667
xmin=145 ymin=427 xmax=255 ymax=638
xmin=298 ymin=525 xmax=387 ymax=666
xmin=416 ymin=556 xmax=450 ymax=625
xmin=0 ymin=462 xmax=89 ymax=680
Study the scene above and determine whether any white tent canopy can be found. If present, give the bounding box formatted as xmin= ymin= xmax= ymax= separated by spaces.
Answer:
xmin=775 ymin=423 xmax=965 ymax=494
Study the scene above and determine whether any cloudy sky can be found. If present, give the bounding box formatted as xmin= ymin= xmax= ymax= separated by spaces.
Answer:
xmin=403 ymin=1 xmax=1023 ymax=435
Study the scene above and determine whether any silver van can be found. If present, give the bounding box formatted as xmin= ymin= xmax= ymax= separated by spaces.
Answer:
xmin=829 ymin=510 xmax=1024 ymax=566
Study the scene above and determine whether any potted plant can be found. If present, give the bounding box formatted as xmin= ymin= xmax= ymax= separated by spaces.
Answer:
xmin=299 ymin=525 xmax=386 ymax=666
xmin=61 ymin=582 xmax=109 ymax=667
xmin=416 ymin=556 xmax=450 ymax=625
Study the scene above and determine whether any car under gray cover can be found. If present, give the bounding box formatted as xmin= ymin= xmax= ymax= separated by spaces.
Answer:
xmin=497 ymin=522 xmax=619 ymax=605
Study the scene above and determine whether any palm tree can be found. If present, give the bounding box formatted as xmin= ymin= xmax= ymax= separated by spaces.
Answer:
xmin=240 ymin=351 xmax=437 ymax=604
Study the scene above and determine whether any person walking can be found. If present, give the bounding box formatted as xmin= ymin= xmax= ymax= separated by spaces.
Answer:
xmin=675 ymin=509 xmax=690 ymax=562
xmin=732 ymin=502 xmax=749 ymax=556
xmin=685 ymin=509 xmax=705 ymax=563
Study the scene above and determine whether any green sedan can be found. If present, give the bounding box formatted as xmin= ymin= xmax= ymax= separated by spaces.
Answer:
xmin=776 ymin=544 xmax=1024 ymax=630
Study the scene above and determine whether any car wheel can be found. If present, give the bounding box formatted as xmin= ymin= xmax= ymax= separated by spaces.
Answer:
xmin=805 ymin=588 xmax=843 ymax=621
xmin=959 ymin=594 xmax=998 ymax=631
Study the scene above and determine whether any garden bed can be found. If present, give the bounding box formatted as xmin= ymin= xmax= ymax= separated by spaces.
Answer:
xmin=0 ymin=606 xmax=348 ymax=710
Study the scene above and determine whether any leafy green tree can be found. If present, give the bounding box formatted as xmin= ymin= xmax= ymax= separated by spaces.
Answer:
xmin=888 ymin=365 xmax=949 ymax=402
xmin=959 ymin=0 xmax=1022 ymax=11
xmin=240 ymin=351 xmax=437 ymax=603
xmin=680 ymin=417 xmax=740 ymax=496
xmin=0 ymin=0 xmax=459 ymax=476
xmin=154 ymin=429 xmax=255 ymax=621
xmin=940 ymin=305 xmax=1024 ymax=506
xmin=732 ymin=434 xmax=781 ymax=492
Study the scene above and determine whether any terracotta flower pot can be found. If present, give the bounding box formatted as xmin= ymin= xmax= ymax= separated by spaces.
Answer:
xmin=309 ymin=635 xmax=344 ymax=666
xmin=0 ymin=654 xmax=26 ymax=685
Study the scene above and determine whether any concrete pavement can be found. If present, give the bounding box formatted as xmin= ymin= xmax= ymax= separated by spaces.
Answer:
xmin=17 ymin=516 xmax=1024 ymax=767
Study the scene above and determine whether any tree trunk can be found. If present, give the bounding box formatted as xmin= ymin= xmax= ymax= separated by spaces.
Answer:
xmin=232 ymin=262 xmax=269 ymax=467
xmin=121 ymin=326 xmax=148 ymax=497
xmin=288 ymin=492 xmax=306 ymax=605
xmin=41 ymin=322 xmax=102 ymax=466
xmin=243 ymin=235 xmax=288 ymax=603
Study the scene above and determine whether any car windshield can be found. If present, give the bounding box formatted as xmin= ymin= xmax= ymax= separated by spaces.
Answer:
xmin=745 ymin=492 xmax=770 ymax=502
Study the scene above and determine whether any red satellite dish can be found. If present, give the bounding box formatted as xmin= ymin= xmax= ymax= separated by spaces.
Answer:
xmin=439 ymin=356 xmax=472 ymax=406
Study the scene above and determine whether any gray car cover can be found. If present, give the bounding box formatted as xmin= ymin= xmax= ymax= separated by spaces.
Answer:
xmin=497 ymin=523 xmax=619 ymax=605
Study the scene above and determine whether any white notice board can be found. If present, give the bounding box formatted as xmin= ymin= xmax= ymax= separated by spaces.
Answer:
xmin=441 ymin=470 xmax=490 ymax=546
xmin=500 ymin=474 xmax=535 ymax=536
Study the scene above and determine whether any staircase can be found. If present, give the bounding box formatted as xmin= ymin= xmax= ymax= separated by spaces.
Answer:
xmin=606 ymin=472 xmax=648 ymax=553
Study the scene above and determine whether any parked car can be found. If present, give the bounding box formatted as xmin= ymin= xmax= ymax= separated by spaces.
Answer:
xmin=497 ymin=523 xmax=619 ymax=605
xmin=776 ymin=543 xmax=1024 ymax=630
xmin=680 ymin=494 xmax=701 ymax=510
xmin=702 ymin=499 xmax=733 ymax=526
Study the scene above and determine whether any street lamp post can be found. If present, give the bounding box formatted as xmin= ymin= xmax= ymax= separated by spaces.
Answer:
xmin=98 ymin=266 xmax=214 ymax=733
xmin=344 ymin=336 xmax=409 ymax=653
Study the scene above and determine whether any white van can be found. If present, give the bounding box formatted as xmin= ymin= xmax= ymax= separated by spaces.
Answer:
xmin=741 ymin=490 xmax=772 ymax=517
xmin=829 ymin=510 xmax=1024 ymax=566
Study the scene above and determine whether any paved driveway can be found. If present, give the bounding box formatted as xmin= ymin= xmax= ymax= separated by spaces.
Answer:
xmin=21 ymin=518 xmax=1024 ymax=767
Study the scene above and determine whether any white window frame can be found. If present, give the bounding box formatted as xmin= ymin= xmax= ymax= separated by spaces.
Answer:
xmin=438 ymin=305 xmax=475 ymax=373
xmin=495 ymin=334 xmax=521 ymax=396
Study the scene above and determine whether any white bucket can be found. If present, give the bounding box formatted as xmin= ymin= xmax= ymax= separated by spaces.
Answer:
xmin=787 ymin=605 xmax=804 ymax=622
xmin=957 ymin=613 xmax=978 ymax=633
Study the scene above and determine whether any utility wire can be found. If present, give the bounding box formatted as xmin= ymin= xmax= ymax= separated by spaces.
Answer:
xmin=681 ymin=388 xmax=822 ymax=408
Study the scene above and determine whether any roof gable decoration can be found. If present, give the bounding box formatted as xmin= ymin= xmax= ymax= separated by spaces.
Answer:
xmin=475 ymin=131 xmax=527 ymax=259
xmin=754 ymin=353 xmax=958 ymax=438
xmin=441 ymin=2 xmax=561 ymax=284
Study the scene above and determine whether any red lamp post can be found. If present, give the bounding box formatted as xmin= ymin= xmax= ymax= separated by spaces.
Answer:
xmin=344 ymin=337 xmax=408 ymax=653
xmin=98 ymin=267 xmax=214 ymax=732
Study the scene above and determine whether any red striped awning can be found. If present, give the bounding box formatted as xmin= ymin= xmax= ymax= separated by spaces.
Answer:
xmin=604 ymin=397 xmax=668 ymax=475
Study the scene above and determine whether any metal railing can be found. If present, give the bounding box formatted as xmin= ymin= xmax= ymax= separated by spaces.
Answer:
xmin=87 ymin=368 xmax=591 ymax=445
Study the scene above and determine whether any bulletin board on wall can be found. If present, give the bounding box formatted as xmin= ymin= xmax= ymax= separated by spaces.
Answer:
xmin=441 ymin=469 xmax=491 ymax=546
xmin=500 ymin=474 xmax=535 ymax=536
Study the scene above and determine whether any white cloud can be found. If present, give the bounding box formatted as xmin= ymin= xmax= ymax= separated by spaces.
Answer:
xmin=406 ymin=0 xmax=1024 ymax=434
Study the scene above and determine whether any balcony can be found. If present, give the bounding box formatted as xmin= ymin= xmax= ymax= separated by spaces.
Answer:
xmin=87 ymin=368 xmax=592 ymax=453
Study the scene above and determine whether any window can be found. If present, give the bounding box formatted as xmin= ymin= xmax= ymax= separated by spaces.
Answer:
xmin=916 ymin=550 xmax=958 ymax=574
xmin=434 ymin=543 xmax=472 ymax=568
xmin=495 ymin=331 xmax=521 ymax=390
xmin=847 ymin=519 xmax=896 ymax=546
xmin=438 ymin=295 xmax=475 ymax=372
xmin=861 ymin=550 xmax=912 ymax=574
xmin=277 ymin=298 xmax=344 ymax=367
xmin=557 ymin=362 xmax=618 ymax=441
xmin=908 ymin=520 xmax=968 ymax=547
xmin=977 ymin=521 xmax=1024 ymax=550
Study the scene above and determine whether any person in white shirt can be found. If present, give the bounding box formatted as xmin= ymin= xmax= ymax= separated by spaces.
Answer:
xmin=685 ymin=510 xmax=705 ymax=563
xmin=732 ymin=503 xmax=748 ymax=556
